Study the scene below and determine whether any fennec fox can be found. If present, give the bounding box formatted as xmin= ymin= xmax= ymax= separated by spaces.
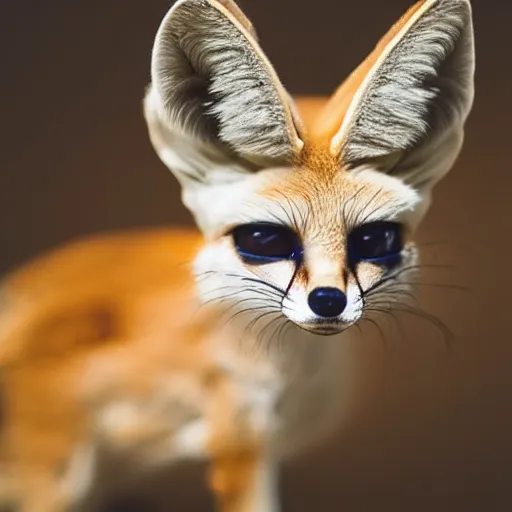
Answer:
xmin=0 ymin=0 xmax=474 ymax=510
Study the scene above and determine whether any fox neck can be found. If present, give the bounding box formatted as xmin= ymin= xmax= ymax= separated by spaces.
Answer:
xmin=202 ymin=304 xmax=349 ymax=383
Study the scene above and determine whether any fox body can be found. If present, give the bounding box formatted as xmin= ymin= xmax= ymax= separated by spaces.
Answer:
xmin=0 ymin=1 xmax=474 ymax=511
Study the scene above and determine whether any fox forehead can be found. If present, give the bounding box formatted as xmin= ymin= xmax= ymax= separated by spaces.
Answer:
xmin=199 ymin=160 xmax=421 ymax=242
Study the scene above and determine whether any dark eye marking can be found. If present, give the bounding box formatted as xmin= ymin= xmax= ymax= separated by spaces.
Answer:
xmin=230 ymin=223 xmax=303 ymax=265
xmin=347 ymin=221 xmax=403 ymax=266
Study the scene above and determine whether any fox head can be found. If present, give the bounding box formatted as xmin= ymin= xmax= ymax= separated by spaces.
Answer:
xmin=143 ymin=0 xmax=475 ymax=336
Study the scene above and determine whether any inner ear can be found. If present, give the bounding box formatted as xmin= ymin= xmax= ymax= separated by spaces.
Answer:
xmin=152 ymin=2 xmax=222 ymax=145
xmin=151 ymin=0 xmax=304 ymax=166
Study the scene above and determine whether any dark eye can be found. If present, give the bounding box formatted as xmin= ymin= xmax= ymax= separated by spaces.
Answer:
xmin=231 ymin=223 xmax=301 ymax=264
xmin=348 ymin=221 xmax=403 ymax=263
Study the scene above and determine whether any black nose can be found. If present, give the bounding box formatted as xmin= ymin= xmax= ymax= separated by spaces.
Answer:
xmin=308 ymin=287 xmax=347 ymax=318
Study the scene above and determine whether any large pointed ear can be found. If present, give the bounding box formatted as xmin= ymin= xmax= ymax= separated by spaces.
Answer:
xmin=143 ymin=0 xmax=305 ymax=189
xmin=315 ymin=0 xmax=475 ymax=191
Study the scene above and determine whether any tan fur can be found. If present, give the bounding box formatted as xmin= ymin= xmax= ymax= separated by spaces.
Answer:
xmin=0 ymin=1 xmax=474 ymax=510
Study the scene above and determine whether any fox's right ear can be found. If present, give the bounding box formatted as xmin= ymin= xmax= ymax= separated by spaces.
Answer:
xmin=143 ymin=0 xmax=304 ymax=191
xmin=315 ymin=0 xmax=475 ymax=195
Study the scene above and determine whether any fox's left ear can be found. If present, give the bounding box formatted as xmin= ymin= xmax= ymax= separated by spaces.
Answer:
xmin=318 ymin=0 xmax=475 ymax=191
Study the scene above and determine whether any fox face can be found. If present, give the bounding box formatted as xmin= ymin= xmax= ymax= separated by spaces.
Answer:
xmin=144 ymin=0 xmax=475 ymax=336
xmin=191 ymin=165 xmax=420 ymax=335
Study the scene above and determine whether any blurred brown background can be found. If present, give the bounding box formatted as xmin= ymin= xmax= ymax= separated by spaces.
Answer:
xmin=1 ymin=0 xmax=511 ymax=511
